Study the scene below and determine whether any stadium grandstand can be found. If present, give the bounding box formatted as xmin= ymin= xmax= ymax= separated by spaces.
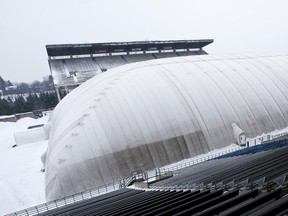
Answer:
xmin=7 ymin=42 xmax=287 ymax=215
xmin=9 ymin=139 xmax=288 ymax=215
xmin=46 ymin=39 xmax=213 ymax=101
xmin=42 ymin=53 xmax=288 ymax=201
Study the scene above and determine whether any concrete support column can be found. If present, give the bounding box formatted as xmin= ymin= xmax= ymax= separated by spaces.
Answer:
xmin=55 ymin=87 xmax=61 ymax=102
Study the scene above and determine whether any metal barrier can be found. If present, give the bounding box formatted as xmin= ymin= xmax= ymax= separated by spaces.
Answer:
xmin=246 ymin=131 xmax=288 ymax=146
xmin=119 ymin=170 xmax=148 ymax=188
xmin=8 ymin=170 xmax=151 ymax=216
xmin=160 ymin=147 xmax=242 ymax=172
xmin=8 ymin=181 xmax=121 ymax=216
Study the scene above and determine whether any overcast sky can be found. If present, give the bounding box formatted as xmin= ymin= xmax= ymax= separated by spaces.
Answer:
xmin=1 ymin=0 xmax=288 ymax=83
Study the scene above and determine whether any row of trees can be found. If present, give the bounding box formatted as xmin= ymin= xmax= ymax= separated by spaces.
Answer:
xmin=0 ymin=75 xmax=54 ymax=95
xmin=0 ymin=92 xmax=58 ymax=116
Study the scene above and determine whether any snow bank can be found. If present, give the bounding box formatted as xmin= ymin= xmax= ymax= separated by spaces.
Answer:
xmin=14 ymin=127 xmax=46 ymax=145
xmin=0 ymin=116 xmax=49 ymax=215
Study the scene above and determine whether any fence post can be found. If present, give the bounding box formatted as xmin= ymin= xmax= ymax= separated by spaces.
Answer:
xmin=35 ymin=206 xmax=39 ymax=214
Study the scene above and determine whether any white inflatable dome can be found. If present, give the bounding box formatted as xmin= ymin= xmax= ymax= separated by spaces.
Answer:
xmin=45 ymin=54 xmax=288 ymax=200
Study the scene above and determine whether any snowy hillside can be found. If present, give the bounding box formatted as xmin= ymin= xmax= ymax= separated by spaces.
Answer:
xmin=0 ymin=116 xmax=49 ymax=215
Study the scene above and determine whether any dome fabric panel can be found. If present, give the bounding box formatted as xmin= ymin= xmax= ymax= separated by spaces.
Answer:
xmin=45 ymin=54 xmax=288 ymax=201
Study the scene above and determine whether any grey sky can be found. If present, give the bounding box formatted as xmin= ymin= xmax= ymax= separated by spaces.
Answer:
xmin=1 ymin=0 xmax=288 ymax=83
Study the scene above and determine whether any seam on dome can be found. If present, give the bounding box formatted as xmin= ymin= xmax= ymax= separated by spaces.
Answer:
xmin=243 ymin=55 xmax=288 ymax=124
xmin=233 ymin=60 xmax=278 ymax=130
xmin=156 ymin=63 xmax=213 ymax=152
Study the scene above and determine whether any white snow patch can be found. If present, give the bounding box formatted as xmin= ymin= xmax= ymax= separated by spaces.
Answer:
xmin=0 ymin=115 xmax=15 ymax=119
xmin=0 ymin=116 xmax=49 ymax=215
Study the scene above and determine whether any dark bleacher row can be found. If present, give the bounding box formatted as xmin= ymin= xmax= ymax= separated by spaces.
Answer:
xmin=212 ymin=138 xmax=288 ymax=160
xmin=37 ymin=187 xmax=288 ymax=215
xmin=151 ymin=146 xmax=288 ymax=190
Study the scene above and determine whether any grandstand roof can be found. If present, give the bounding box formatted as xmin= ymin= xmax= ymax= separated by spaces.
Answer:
xmin=48 ymin=50 xmax=207 ymax=87
xmin=46 ymin=39 xmax=213 ymax=57
xmin=44 ymin=53 xmax=288 ymax=201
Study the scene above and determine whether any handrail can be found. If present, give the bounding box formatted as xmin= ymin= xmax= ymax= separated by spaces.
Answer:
xmin=8 ymin=181 xmax=122 ymax=216
xmin=119 ymin=170 xmax=148 ymax=188
xmin=8 ymin=170 xmax=152 ymax=216
xmin=246 ymin=131 xmax=288 ymax=146
xmin=160 ymin=146 xmax=242 ymax=173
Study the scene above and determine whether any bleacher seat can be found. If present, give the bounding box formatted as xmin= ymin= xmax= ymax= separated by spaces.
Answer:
xmin=213 ymin=139 xmax=288 ymax=160
xmin=10 ymin=138 xmax=288 ymax=215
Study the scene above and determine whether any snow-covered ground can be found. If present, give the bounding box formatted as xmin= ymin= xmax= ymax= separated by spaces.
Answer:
xmin=0 ymin=116 xmax=49 ymax=215
xmin=1 ymin=115 xmax=288 ymax=215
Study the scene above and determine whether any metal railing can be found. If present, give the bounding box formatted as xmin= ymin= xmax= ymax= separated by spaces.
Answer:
xmin=246 ymin=131 xmax=288 ymax=146
xmin=8 ymin=170 xmax=152 ymax=216
xmin=8 ymin=181 xmax=121 ymax=216
xmin=160 ymin=146 xmax=242 ymax=172
xmin=119 ymin=170 xmax=148 ymax=188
